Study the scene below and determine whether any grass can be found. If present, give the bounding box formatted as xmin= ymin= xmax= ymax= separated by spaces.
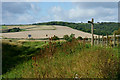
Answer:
xmin=2 ymin=39 xmax=120 ymax=78
xmin=2 ymin=40 xmax=49 ymax=74
xmin=2 ymin=26 xmax=8 ymax=29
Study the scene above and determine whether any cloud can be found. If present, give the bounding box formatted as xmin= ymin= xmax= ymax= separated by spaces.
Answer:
xmin=51 ymin=6 xmax=62 ymax=13
xmin=2 ymin=2 xmax=32 ymax=14
xmin=73 ymin=2 xmax=118 ymax=9
xmin=49 ymin=6 xmax=64 ymax=20
xmin=2 ymin=2 xmax=41 ymax=24
xmin=47 ymin=3 xmax=118 ymax=22
xmin=2 ymin=2 xmax=118 ymax=24
xmin=2 ymin=0 xmax=120 ymax=2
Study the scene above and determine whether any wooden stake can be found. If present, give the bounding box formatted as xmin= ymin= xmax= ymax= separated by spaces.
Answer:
xmin=106 ymin=34 xmax=109 ymax=46
xmin=91 ymin=18 xmax=94 ymax=46
xmin=102 ymin=35 xmax=104 ymax=46
xmin=98 ymin=35 xmax=100 ymax=45
xmin=113 ymin=34 xmax=116 ymax=47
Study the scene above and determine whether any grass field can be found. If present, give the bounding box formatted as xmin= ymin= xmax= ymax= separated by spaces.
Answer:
xmin=2 ymin=39 xmax=120 ymax=78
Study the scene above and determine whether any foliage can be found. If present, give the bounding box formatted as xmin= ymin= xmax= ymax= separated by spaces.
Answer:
xmin=77 ymin=36 xmax=83 ymax=40
xmin=51 ymin=35 xmax=60 ymax=40
xmin=63 ymin=35 xmax=69 ymax=41
xmin=114 ymin=28 xmax=120 ymax=35
xmin=63 ymin=34 xmax=75 ymax=42
xmin=2 ymin=28 xmax=25 ymax=33
xmin=2 ymin=41 xmax=48 ymax=74
xmin=2 ymin=40 xmax=119 ymax=78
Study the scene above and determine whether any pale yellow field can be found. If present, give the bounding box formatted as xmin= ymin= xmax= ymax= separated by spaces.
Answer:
xmin=2 ymin=25 xmax=98 ymax=39
xmin=2 ymin=25 xmax=56 ymax=31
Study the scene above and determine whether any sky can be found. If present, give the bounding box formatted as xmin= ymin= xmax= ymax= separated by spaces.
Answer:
xmin=2 ymin=2 xmax=118 ymax=24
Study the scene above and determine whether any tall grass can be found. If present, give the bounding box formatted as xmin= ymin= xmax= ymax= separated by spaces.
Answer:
xmin=2 ymin=39 xmax=119 ymax=78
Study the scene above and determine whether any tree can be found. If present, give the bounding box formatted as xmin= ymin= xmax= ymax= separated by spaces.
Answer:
xmin=114 ymin=28 xmax=120 ymax=35
xmin=63 ymin=35 xmax=69 ymax=41
xmin=77 ymin=36 xmax=83 ymax=40
xmin=51 ymin=35 xmax=59 ymax=40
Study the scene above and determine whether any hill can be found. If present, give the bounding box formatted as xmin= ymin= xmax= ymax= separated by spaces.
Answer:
xmin=33 ymin=21 xmax=119 ymax=36
xmin=2 ymin=25 xmax=97 ymax=39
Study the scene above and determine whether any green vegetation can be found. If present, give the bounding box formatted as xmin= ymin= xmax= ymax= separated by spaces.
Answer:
xmin=2 ymin=39 xmax=119 ymax=78
xmin=51 ymin=35 xmax=60 ymax=40
xmin=2 ymin=26 xmax=8 ymax=29
xmin=33 ymin=21 xmax=119 ymax=36
xmin=114 ymin=28 xmax=120 ymax=35
xmin=77 ymin=36 xmax=83 ymax=40
xmin=63 ymin=35 xmax=69 ymax=41
xmin=63 ymin=34 xmax=75 ymax=42
xmin=2 ymin=41 xmax=49 ymax=74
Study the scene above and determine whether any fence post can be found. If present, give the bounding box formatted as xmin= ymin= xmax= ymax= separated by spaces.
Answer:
xmin=102 ymin=35 xmax=104 ymax=46
xmin=98 ymin=35 xmax=100 ymax=45
xmin=118 ymin=36 xmax=120 ymax=47
xmin=106 ymin=34 xmax=109 ymax=46
xmin=117 ymin=36 xmax=119 ymax=47
xmin=95 ymin=36 xmax=97 ymax=45
xmin=113 ymin=34 xmax=116 ymax=47
xmin=91 ymin=18 xmax=94 ymax=46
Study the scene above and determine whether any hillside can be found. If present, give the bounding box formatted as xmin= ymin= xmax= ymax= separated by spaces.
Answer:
xmin=2 ymin=39 xmax=119 ymax=78
xmin=33 ymin=21 xmax=119 ymax=36
xmin=2 ymin=25 xmax=97 ymax=39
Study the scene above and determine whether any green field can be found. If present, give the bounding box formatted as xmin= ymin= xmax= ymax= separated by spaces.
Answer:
xmin=2 ymin=38 xmax=120 ymax=78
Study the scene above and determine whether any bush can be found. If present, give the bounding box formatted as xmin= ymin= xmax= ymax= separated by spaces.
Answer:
xmin=84 ymin=37 xmax=88 ymax=40
xmin=8 ymin=28 xmax=21 ymax=32
xmin=51 ymin=35 xmax=59 ymax=40
xmin=63 ymin=34 xmax=76 ymax=42
xmin=63 ymin=35 xmax=69 ymax=41
xmin=77 ymin=36 xmax=83 ymax=40
xmin=70 ymin=34 xmax=75 ymax=38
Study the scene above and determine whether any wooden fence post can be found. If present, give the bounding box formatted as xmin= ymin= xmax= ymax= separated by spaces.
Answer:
xmin=102 ymin=35 xmax=104 ymax=46
xmin=113 ymin=34 xmax=116 ymax=47
xmin=117 ymin=36 xmax=119 ymax=47
xmin=118 ymin=36 xmax=120 ymax=47
xmin=91 ymin=18 xmax=94 ymax=46
xmin=95 ymin=36 xmax=97 ymax=45
xmin=98 ymin=35 xmax=100 ymax=45
xmin=106 ymin=34 xmax=109 ymax=46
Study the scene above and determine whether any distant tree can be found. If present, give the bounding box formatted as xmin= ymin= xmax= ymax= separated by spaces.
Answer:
xmin=114 ymin=28 xmax=120 ymax=35
xmin=70 ymin=34 xmax=75 ymax=38
xmin=63 ymin=35 xmax=69 ymax=41
xmin=51 ymin=35 xmax=59 ymax=40
xmin=77 ymin=36 xmax=83 ymax=40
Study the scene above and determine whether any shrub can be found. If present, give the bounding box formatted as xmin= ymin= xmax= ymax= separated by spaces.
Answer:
xmin=51 ymin=35 xmax=59 ymax=40
xmin=63 ymin=35 xmax=69 ymax=41
xmin=70 ymin=34 xmax=75 ymax=38
xmin=63 ymin=34 xmax=76 ymax=42
xmin=77 ymin=36 xmax=83 ymax=40
xmin=84 ymin=37 xmax=88 ymax=40
xmin=8 ymin=28 xmax=21 ymax=32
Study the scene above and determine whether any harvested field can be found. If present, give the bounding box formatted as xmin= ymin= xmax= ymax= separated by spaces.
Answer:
xmin=2 ymin=25 xmax=97 ymax=39
xmin=2 ymin=25 xmax=56 ymax=31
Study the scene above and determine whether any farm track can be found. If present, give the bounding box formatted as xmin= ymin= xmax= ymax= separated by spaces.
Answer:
xmin=2 ymin=25 xmax=97 ymax=39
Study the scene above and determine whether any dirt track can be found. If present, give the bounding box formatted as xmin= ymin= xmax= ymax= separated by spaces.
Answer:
xmin=2 ymin=25 xmax=97 ymax=39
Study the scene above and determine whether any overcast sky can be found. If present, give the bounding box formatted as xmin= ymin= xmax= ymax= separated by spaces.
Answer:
xmin=2 ymin=2 xmax=118 ymax=24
